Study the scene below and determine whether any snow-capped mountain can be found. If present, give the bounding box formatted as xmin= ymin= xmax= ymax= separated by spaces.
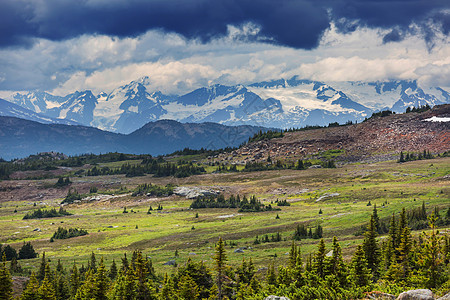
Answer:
xmin=7 ymin=77 xmax=450 ymax=133
xmin=0 ymin=98 xmax=79 ymax=125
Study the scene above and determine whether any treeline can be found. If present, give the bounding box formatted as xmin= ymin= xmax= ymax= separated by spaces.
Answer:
xmin=356 ymin=203 xmax=450 ymax=236
xmin=23 ymin=207 xmax=71 ymax=220
xmin=398 ymin=150 xmax=434 ymax=163
xmin=131 ymin=184 xmax=174 ymax=197
xmin=405 ymin=104 xmax=431 ymax=113
xmin=254 ymin=232 xmax=282 ymax=244
xmin=0 ymin=242 xmax=37 ymax=261
xmin=50 ymin=227 xmax=88 ymax=241
xmin=1 ymin=211 xmax=448 ymax=300
xmin=242 ymin=158 xmax=335 ymax=172
xmin=168 ymin=147 xmax=236 ymax=157
xmin=190 ymin=194 xmax=281 ymax=212
xmin=248 ymin=130 xmax=284 ymax=143
xmin=293 ymin=224 xmax=324 ymax=240
xmin=85 ymin=160 xmax=206 ymax=178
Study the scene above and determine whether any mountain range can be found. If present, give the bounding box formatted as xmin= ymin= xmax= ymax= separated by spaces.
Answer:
xmin=0 ymin=117 xmax=268 ymax=160
xmin=5 ymin=76 xmax=449 ymax=134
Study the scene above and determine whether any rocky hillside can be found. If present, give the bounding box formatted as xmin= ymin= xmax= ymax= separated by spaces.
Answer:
xmin=212 ymin=104 xmax=450 ymax=164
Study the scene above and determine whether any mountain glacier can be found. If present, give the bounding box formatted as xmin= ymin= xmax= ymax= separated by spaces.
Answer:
xmin=6 ymin=76 xmax=449 ymax=133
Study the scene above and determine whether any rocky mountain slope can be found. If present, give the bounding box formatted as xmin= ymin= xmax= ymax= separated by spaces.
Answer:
xmin=7 ymin=77 xmax=449 ymax=134
xmin=212 ymin=104 xmax=450 ymax=164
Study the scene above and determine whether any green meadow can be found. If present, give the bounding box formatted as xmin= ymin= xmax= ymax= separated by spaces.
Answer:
xmin=0 ymin=157 xmax=448 ymax=275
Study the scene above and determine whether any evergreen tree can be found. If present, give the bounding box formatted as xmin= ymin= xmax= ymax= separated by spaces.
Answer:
xmin=418 ymin=213 xmax=445 ymax=288
xmin=109 ymin=259 xmax=118 ymax=280
xmin=178 ymin=275 xmax=200 ymax=300
xmin=112 ymin=267 xmax=136 ymax=300
xmin=266 ymin=263 xmax=277 ymax=287
xmin=214 ymin=238 xmax=227 ymax=300
xmin=38 ymin=252 xmax=47 ymax=281
xmin=88 ymin=252 xmax=96 ymax=272
xmin=69 ymin=263 xmax=80 ymax=298
xmin=326 ymin=236 xmax=347 ymax=287
xmin=38 ymin=264 xmax=56 ymax=300
xmin=372 ymin=204 xmax=380 ymax=233
xmin=0 ymin=254 xmax=13 ymax=300
xmin=20 ymin=272 xmax=39 ymax=300
xmin=312 ymin=239 xmax=326 ymax=278
xmin=54 ymin=273 xmax=70 ymax=300
xmin=92 ymin=257 xmax=109 ymax=300
xmin=395 ymin=226 xmax=412 ymax=281
xmin=159 ymin=273 xmax=176 ymax=300
xmin=18 ymin=242 xmax=37 ymax=260
xmin=363 ymin=215 xmax=380 ymax=279
xmin=349 ymin=245 xmax=372 ymax=288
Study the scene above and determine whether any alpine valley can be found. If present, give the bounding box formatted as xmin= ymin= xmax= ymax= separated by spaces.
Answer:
xmin=5 ymin=76 xmax=449 ymax=134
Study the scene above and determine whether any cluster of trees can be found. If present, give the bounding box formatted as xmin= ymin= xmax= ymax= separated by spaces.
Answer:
xmin=50 ymin=227 xmax=88 ymax=241
xmin=190 ymin=194 xmax=280 ymax=213
xmin=131 ymin=183 xmax=174 ymax=197
xmin=398 ymin=150 xmax=434 ymax=163
xmin=0 ymin=242 xmax=37 ymax=261
xmin=23 ymin=207 xmax=71 ymax=220
xmin=293 ymin=224 xmax=324 ymax=240
xmin=242 ymin=158 xmax=335 ymax=173
xmin=254 ymin=232 xmax=282 ymax=244
xmin=357 ymin=203 xmax=450 ymax=236
xmin=61 ymin=189 xmax=83 ymax=204
xmin=54 ymin=177 xmax=72 ymax=187
xmin=248 ymin=130 xmax=284 ymax=143
xmin=276 ymin=199 xmax=290 ymax=207
xmin=86 ymin=160 xmax=206 ymax=178
xmin=405 ymin=104 xmax=431 ymax=113
xmin=0 ymin=209 xmax=449 ymax=300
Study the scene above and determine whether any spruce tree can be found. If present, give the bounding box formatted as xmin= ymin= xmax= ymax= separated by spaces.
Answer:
xmin=349 ymin=245 xmax=372 ymax=288
xmin=69 ymin=263 xmax=80 ymax=298
xmin=0 ymin=254 xmax=13 ymax=300
xmin=418 ymin=213 xmax=444 ymax=288
xmin=21 ymin=272 xmax=39 ymax=300
xmin=363 ymin=215 xmax=380 ymax=279
xmin=372 ymin=204 xmax=380 ymax=233
xmin=38 ymin=252 xmax=47 ymax=281
xmin=312 ymin=239 xmax=326 ymax=278
xmin=327 ymin=236 xmax=347 ymax=287
xmin=178 ymin=275 xmax=200 ymax=300
xmin=266 ymin=263 xmax=277 ymax=287
xmin=109 ymin=259 xmax=118 ymax=280
xmin=38 ymin=264 xmax=56 ymax=300
xmin=158 ymin=273 xmax=176 ymax=300
xmin=396 ymin=226 xmax=412 ymax=281
xmin=111 ymin=267 xmax=136 ymax=300
xmin=214 ymin=237 xmax=227 ymax=300
xmin=93 ymin=257 xmax=109 ymax=300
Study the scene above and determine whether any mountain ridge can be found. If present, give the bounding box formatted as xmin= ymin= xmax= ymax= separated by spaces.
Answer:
xmin=5 ymin=77 xmax=449 ymax=133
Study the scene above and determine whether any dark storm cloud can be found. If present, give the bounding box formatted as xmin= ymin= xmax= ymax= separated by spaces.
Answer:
xmin=0 ymin=0 xmax=448 ymax=49
xmin=383 ymin=29 xmax=402 ymax=44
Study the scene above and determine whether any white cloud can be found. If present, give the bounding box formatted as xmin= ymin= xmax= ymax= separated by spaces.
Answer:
xmin=1 ymin=21 xmax=449 ymax=97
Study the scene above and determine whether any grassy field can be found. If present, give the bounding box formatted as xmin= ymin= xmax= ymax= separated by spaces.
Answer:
xmin=0 ymin=157 xmax=448 ymax=275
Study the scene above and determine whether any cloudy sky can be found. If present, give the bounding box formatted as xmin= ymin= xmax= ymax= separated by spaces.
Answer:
xmin=0 ymin=0 xmax=449 ymax=96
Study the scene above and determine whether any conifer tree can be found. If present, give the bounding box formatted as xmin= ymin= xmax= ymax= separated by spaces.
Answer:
xmin=88 ymin=252 xmax=97 ymax=272
xmin=312 ymin=239 xmax=326 ymax=278
xmin=111 ymin=267 xmax=136 ymax=300
xmin=54 ymin=272 xmax=69 ymax=300
xmin=38 ymin=252 xmax=47 ymax=281
xmin=159 ymin=273 xmax=176 ymax=300
xmin=20 ymin=272 xmax=39 ymax=300
xmin=292 ymin=247 xmax=304 ymax=287
xmin=109 ymin=259 xmax=118 ymax=280
xmin=288 ymin=241 xmax=298 ymax=270
xmin=348 ymin=245 xmax=372 ymax=288
xmin=396 ymin=226 xmax=412 ymax=281
xmin=38 ymin=264 xmax=56 ymax=300
xmin=69 ymin=263 xmax=80 ymax=298
xmin=178 ymin=275 xmax=200 ymax=300
xmin=327 ymin=236 xmax=347 ymax=287
xmin=214 ymin=237 xmax=227 ymax=300
xmin=372 ymin=204 xmax=380 ymax=233
xmin=418 ymin=213 xmax=444 ymax=288
xmin=266 ymin=263 xmax=277 ymax=287
xmin=363 ymin=215 xmax=380 ymax=279
xmin=92 ymin=257 xmax=109 ymax=300
xmin=0 ymin=254 xmax=13 ymax=300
